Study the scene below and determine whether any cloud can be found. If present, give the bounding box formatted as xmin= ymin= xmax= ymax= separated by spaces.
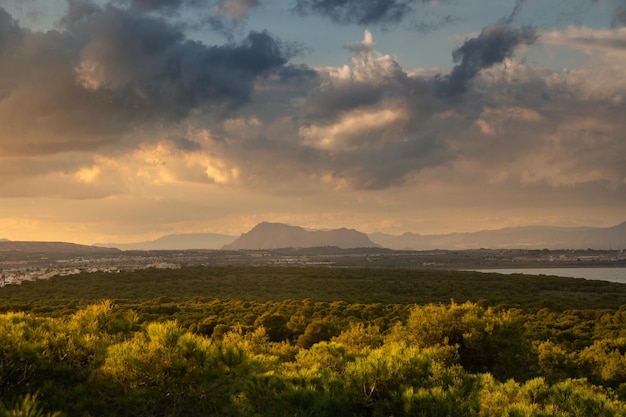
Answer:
xmin=68 ymin=4 xmax=288 ymax=110
xmin=110 ymin=0 xmax=201 ymax=14
xmin=293 ymin=26 xmax=626 ymax=191
xmin=114 ymin=0 xmax=261 ymax=20
xmin=293 ymin=0 xmax=409 ymax=25
xmin=242 ymin=31 xmax=447 ymax=189
xmin=299 ymin=106 xmax=410 ymax=152
xmin=539 ymin=26 xmax=626 ymax=101
xmin=436 ymin=22 xmax=537 ymax=97
xmin=303 ymin=30 xmax=418 ymax=122
xmin=221 ymin=27 xmax=609 ymax=191
xmin=211 ymin=0 xmax=260 ymax=21
xmin=292 ymin=0 xmax=450 ymax=28
xmin=612 ymin=4 xmax=626 ymax=26
xmin=201 ymin=0 xmax=262 ymax=39
xmin=0 ymin=7 xmax=20 ymax=50
xmin=344 ymin=28 xmax=375 ymax=56
xmin=541 ymin=26 xmax=626 ymax=51
xmin=503 ymin=0 xmax=527 ymax=25
xmin=448 ymin=50 xmax=626 ymax=191
xmin=0 ymin=3 xmax=291 ymax=156
xmin=109 ymin=0 xmax=261 ymax=40
xmin=0 ymin=153 xmax=129 ymax=199
xmin=410 ymin=14 xmax=457 ymax=34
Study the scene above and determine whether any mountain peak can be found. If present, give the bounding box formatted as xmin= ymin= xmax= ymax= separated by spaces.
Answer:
xmin=252 ymin=221 xmax=301 ymax=230
xmin=223 ymin=222 xmax=380 ymax=250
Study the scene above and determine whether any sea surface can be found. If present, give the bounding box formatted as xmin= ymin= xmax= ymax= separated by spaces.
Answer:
xmin=471 ymin=268 xmax=626 ymax=284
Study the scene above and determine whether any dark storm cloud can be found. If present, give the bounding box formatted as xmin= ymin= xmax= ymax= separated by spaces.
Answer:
xmin=613 ymin=5 xmax=626 ymax=26
xmin=273 ymin=64 xmax=318 ymax=83
xmin=67 ymin=3 xmax=288 ymax=112
xmin=330 ymin=131 xmax=447 ymax=190
xmin=111 ymin=0 xmax=201 ymax=13
xmin=292 ymin=0 xmax=446 ymax=27
xmin=304 ymin=85 xmax=386 ymax=121
xmin=0 ymin=2 xmax=291 ymax=155
xmin=504 ymin=0 xmax=527 ymax=24
xmin=435 ymin=23 xmax=536 ymax=98
xmin=411 ymin=14 xmax=457 ymax=34
xmin=110 ymin=0 xmax=262 ymax=40
xmin=0 ymin=7 xmax=20 ymax=52
xmin=169 ymin=136 xmax=203 ymax=151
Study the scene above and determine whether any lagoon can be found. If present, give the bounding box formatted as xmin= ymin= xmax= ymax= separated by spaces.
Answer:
xmin=472 ymin=267 xmax=626 ymax=284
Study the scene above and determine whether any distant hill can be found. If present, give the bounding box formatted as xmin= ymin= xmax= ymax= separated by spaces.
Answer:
xmin=96 ymin=233 xmax=237 ymax=250
xmin=368 ymin=222 xmax=626 ymax=250
xmin=0 ymin=240 xmax=120 ymax=254
xmin=222 ymin=222 xmax=380 ymax=250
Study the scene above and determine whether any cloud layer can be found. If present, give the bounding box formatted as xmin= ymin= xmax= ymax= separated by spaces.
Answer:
xmin=1 ymin=0 xmax=625 ymax=242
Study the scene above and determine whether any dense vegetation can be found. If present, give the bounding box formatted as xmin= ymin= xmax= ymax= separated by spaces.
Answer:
xmin=3 ymin=266 xmax=626 ymax=313
xmin=1 ymin=266 xmax=626 ymax=416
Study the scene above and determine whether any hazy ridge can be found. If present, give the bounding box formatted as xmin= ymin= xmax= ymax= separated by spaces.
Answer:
xmin=369 ymin=222 xmax=626 ymax=250
xmin=96 ymin=233 xmax=237 ymax=250
xmin=0 ymin=240 xmax=120 ymax=254
xmin=3 ymin=221 xmax=625 ymax=252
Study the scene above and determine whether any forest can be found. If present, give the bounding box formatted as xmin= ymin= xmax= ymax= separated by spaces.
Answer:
xmin=1 ymin=265 xmax=626 ymax=416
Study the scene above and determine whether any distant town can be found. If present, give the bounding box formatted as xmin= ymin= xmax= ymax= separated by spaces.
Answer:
xmin=0 ymin=254 xmax=181 ymax=287
xmin=2 ymin=247 xmax=625 ymax=288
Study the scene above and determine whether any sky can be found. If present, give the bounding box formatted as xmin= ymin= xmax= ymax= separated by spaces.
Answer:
xmin=1 ymin=0 xmax=625 ymax=244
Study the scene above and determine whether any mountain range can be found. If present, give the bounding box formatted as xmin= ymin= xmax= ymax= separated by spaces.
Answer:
xmin=4 ymin=221 xmax=625 ymax=252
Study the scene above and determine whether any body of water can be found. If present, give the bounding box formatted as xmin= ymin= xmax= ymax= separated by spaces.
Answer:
xmin=472 ymin=268 xmax=626 ymax=284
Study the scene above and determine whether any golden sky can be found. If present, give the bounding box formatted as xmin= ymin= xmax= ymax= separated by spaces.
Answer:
xmin=1 ymin=0 xmax=625 ymax=244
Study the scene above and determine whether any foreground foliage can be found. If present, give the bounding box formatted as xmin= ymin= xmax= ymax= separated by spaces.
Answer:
xmin=1 ymin=296 xmax=626 ymax=416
